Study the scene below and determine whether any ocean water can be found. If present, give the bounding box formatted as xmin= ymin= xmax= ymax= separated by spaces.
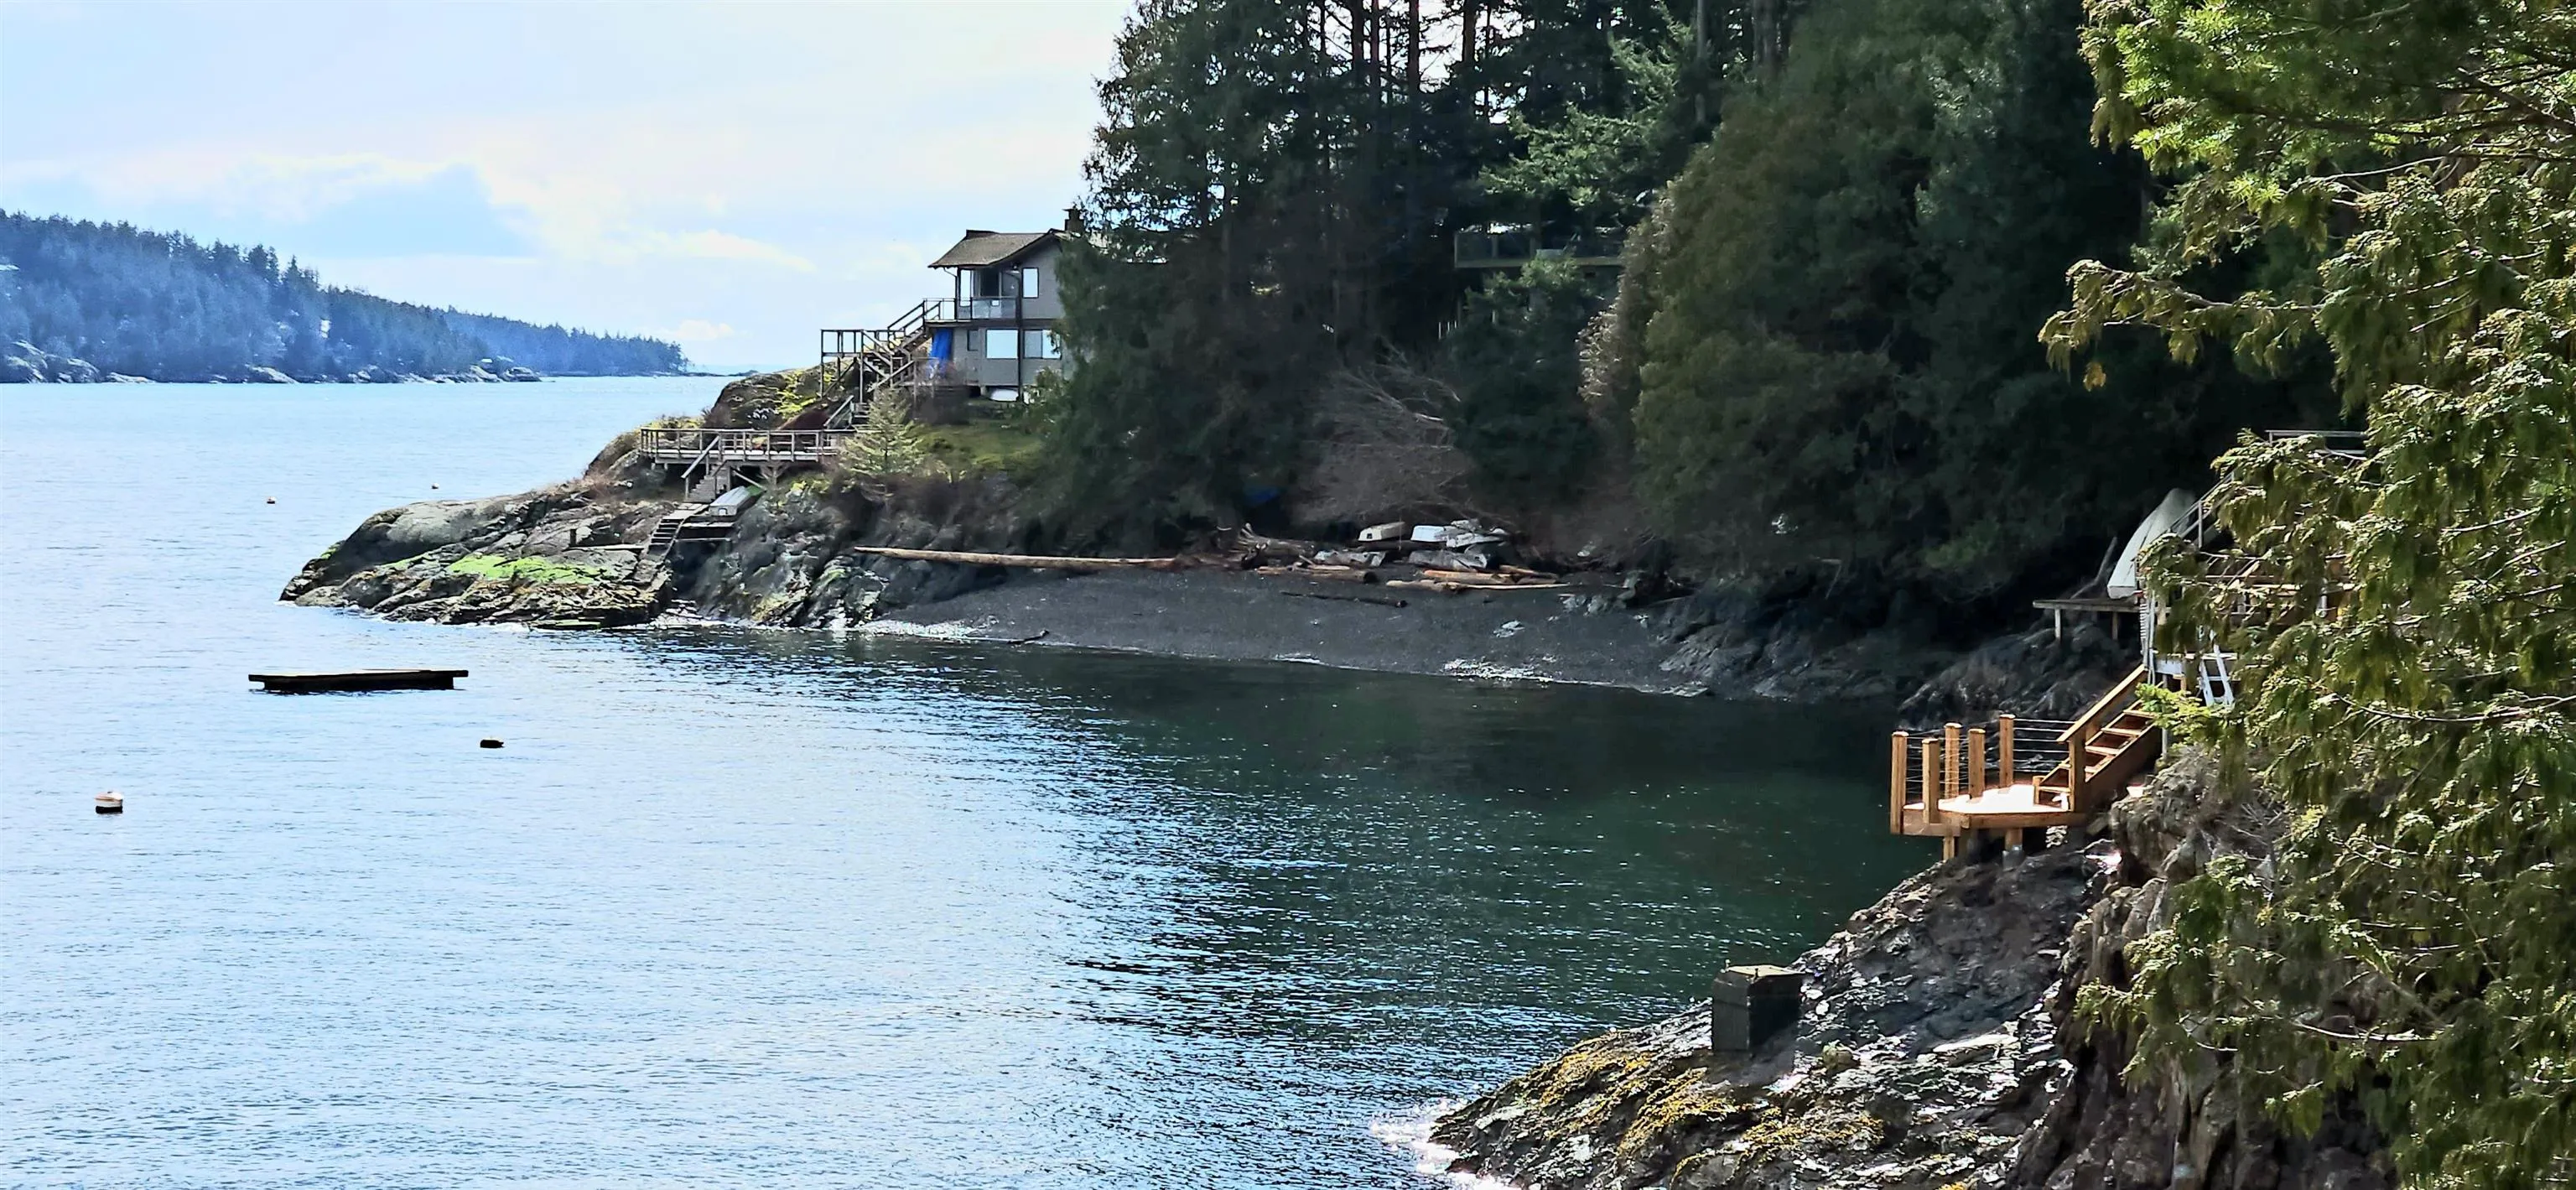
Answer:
xmin=0 ymin=380 xmax=1930 ymax=1188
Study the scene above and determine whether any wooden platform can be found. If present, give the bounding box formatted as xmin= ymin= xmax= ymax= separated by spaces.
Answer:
xmin=250 ymin=668 xmax=467 ymax=694
xmin=1899 ymin=782 xmax=2088 ymax=836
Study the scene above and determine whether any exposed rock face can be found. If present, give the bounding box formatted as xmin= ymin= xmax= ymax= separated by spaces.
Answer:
xmin=701 ymin=366 xmax=853 ymax=429
xmin=0 ymin=338 xmax=569 ymax=384
xmin=280 ymin=485 xmax=669 ymax=627
xmin=1434 ymin=755 xmax=2396 ymax=1190
xmin=5 ymin=340 xmax=101 ymax=383
xmin=283 ymin=424 xmax=1036 ymax=631
xmin=1639 ymin=584 xmax=1966 ymax=704
xmin=1434 ymin=843 xmax=2112 ymax=1190
xmin=675 ymin=477 xmax=1031 ymax=627
xmin=1898 ymin=621 xmax=2131 ymax=730
xmin=2009 ymin=752 xmax=2390 ymax=1190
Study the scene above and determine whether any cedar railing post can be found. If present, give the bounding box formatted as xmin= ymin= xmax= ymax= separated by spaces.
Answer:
xmin=2069 ymin=723 xmax=2091 ymax=812
xmin=1966 ymin=726 xmax=1988 ymax=795
xmin=1997 ymin=715 xmax=2015 ymax=788
xmin=1944 ymin=723 xmax=1962 ymax=804
xmin=1921 ymin=738 xmax=1942 ymax=829
xmin=1889 ymin=731 xmax=1909 ymax=833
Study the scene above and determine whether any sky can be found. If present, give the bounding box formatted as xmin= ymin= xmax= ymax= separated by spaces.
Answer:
xmin=0 ymin=1 xmax=1130 ymax=371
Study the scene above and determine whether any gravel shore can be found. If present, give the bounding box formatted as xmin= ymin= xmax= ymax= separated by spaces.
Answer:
xmin=854 ymin=567 xmax=1706 ymax=694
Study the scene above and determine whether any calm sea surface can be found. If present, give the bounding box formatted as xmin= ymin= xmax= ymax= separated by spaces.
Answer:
xmin=2 ymin=380 xmax=1929 ymax=1188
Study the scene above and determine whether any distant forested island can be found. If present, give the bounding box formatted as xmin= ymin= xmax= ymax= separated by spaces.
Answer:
xmin=0 ymin=212 xmax=686 ymax=382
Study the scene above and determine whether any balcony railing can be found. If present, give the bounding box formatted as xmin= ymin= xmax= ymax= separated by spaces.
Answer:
xmin=932 ymin=296 xmax=1020 ymax=321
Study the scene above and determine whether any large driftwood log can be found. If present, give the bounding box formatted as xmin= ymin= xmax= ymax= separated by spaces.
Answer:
xmin=844 ymin=546 xmax=1176 ymax=569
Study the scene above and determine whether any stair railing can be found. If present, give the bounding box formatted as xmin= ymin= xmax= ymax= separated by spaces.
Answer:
xmin=2059 ymin=665 xmax=2148 ymax=812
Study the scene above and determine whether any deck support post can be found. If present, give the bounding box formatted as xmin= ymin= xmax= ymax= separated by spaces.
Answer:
xmin=1966 ymin=727 xmax=1988 ymax=794
xmin=1889 ymin=731 xmax=1909 ymax=833
xmin=1997 ymin=716 xmax=2015 ymax=788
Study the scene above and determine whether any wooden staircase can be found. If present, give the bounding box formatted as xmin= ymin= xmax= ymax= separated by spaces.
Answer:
xmin=641 ymin=501 xmax=740 ymax=561
xmin=2031 ymin=683 xmax=2161 ymax=813
xmin=820 ymin=299 xmax=939 ymax=429
xmin=643 ymin=507 xmax=699 ymax=559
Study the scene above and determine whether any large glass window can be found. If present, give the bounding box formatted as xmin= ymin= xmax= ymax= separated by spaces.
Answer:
xmin=1021 ymin=267 xmax=1040 ymax=298
xmin=987 ymin=329 xmax=1018 ymax=359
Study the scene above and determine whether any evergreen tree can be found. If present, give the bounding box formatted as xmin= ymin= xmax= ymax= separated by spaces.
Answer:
xmin=1041 ymin=0 xmax=1722 ymax=533
xmin=1625 ymin=0 xmax=2322 ymax=611
xmin=2046 ymin=2 xmax=2576 ymax=1182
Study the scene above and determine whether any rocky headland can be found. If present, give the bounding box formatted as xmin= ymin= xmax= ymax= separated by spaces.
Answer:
xmin=280 ymin=372 xmax=2130 ymax=716
xmin=1424 ymin=751 xmax=2390 ymax=1190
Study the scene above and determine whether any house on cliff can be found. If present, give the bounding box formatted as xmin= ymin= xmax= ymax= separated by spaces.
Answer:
xmin=822 ymin=221 xmax=1074 ymax=410
xmin=922 ymin=228 xmax=1068 ymax=401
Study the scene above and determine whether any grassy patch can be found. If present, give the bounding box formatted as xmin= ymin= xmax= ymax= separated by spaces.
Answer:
xmin=918 ymin=415 xmax=1044 ymax=479
xmin=449 ymin=553 xmax=605 ymax=586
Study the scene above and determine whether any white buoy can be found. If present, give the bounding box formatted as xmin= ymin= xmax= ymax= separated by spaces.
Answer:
xmin=94 ymin=792 xmax=123 ymax=814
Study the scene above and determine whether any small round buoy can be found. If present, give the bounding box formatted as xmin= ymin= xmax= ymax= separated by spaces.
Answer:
xmin=95 ymin=792 xmax=124 ymax=814
xmin=264 ymin=496 xmax=277 ymax=505
xmin=479 ymin=738 xmax=504 ymax=749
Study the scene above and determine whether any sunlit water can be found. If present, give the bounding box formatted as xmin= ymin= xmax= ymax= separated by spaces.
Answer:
xmin=2 ymin=380 xmax=1931 ymax=1187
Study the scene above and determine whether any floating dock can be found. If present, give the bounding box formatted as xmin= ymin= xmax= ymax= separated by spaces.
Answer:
xmin=249 ymin=668 xmax=467 ymax=694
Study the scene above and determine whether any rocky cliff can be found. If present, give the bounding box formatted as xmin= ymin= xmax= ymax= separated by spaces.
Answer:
xmin=1427 ymin=754 xmax=2392 ymax=1189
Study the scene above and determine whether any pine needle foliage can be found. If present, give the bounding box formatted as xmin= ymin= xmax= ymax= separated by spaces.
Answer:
xmin=1624 ymin=0 xmax=2317 ymax=606
xmin=834 ymin=393 xmax=934 ymax=500
xmin=2045 ymin=2 xmax=2576 ymax=1183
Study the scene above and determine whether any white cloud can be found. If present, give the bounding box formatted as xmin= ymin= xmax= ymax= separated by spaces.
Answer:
xmin=663 ymin=320 xmax=738 ymax=345
xmin=0 ymin=0 xmax=1131 ymax=369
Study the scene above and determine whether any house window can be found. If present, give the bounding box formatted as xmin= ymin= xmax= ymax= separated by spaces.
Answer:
xmin=1029 ymin=330 xmax=1062 ymax=359
xmin=1021 ymin=267 xmax=1040 ymax=298
xmin=987 ymin=329 xmax=1018 ymax=359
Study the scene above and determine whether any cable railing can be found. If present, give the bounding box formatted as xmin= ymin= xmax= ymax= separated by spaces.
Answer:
xmin=1888 ymin=713 xmax=2084 ymax=833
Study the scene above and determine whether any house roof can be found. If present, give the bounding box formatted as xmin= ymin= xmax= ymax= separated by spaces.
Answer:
xmin=928 ymin=230 xmax=1057 ymax=268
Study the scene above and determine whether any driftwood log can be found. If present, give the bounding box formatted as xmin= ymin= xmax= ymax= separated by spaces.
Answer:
xmin=843 ymin=546 xmax=1178 ymax=570
xmin=1254 ymin=564 xmax=1377 ymax=583
xmin=1386 ymin=579 xmax=1571 ymax=594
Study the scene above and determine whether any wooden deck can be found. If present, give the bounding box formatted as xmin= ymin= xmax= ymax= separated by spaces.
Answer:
xmin=1889 ymin=666 xmax=2163 ymax=855
xmin=637 ymin=427 xmax=851 ymax=466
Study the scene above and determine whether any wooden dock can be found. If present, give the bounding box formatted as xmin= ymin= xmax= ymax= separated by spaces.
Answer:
xmin=250 ymin=668 xmax=467 ymax=694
